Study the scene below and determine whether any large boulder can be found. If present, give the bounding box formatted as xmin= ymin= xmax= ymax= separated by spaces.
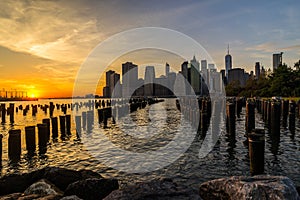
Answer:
xmin=104 ymin=178 xmax=201 ymax=200
xmin=43 ymin=167 xmax=102 ymax=191
xmin=199 ymin=175 xmax=300 ymax=200
xmin=64 ymin=178 xmax=119 ymax=200
xmin=24 ymin=179 xmax=63 ymax=196
xmin=0 ymin=168 xmax=46 ymax=195
xmin=0 ymin=167 xmax=102 ymax=196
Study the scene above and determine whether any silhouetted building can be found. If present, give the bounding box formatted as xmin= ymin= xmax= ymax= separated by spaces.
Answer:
xmin=273 ymin=52 xmax=283 ymax=71
xmin=122 ymin=62 xmax=138 ymax=97
xmin=181 ymin=61 xmax=190 ymax=95
xmin=109 ymin=72 xmax=121 ymax=97
xmin=225 ymin=45 xmax=232 ymax=78
xmin=165 ymin=62 xmax=170 ymax=76
xmin=255 ymin=62 xmax=261 ymax=79
xmin=201 ymin=60 xmax=208 ymax=83
xmin=220 ymin=69 xmax=227 ymax=85
xmin=103 ymin=86 xmax=110 ymax=98
xmin=144 ymin=66 xmax=155 ymax=96
xmin=228 ymin=68 xmax=246 ymax=86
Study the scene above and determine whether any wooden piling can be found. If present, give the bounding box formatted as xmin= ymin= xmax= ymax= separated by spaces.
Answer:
xmin=66 ymin=114 xmax=71 ymax=135
xmin=0 ymin=134 xmax=3 ymax=164
xmin=59 ymin=115 xmax=66 ymax=138
xmin=245 ymin=100 xmax=255 ymax=133
xmin=1 ymin=104 xmax=6 ymax=123
xmin=281 ymin=100 xmax=289 ymax=127
xmin=25 ymin=126 xmax=36 ymax=153
xmin=248 ymin=129 xmax=265 ymax=176
xmin=37 ymin=123 xmax=48 ymax=153
xmin=98 ymin=109 xmax=103 ymax=124
xmin=87 ymin=110 xmax=93 ymax=132
xmin=42 ymin=118 xmax=50 ymax=141
xmin=226 ymin=102 xmax=236 ymax=135
xmin=289 ymin=101 xmax=296 ymax=133
xmin=75 ymin=116 xmax=81 ymax=138
xmin=82 ymin=112 xmax=87 ymax=130
xmin=270 ymin=101 xmax=281 ymax=135
xmin=51 ymin=117 xmax=58 ymax=138
xmin=8 ymin=129 xmax=21 ymax=160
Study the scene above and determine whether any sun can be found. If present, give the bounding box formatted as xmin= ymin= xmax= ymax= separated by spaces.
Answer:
xmin=30 ymin=94 xmax=36 ymax=98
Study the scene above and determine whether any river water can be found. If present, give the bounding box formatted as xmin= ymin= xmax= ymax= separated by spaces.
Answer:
xmin=0 ymin=98 xmax=299 ymax=189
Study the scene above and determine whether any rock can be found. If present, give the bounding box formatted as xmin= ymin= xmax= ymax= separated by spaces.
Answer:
xmin=199 ymin=175 xmax=300 ymax=200
xmin=43 ymin=167 xmax=103 ymax=191
xmin=60 ymin=195 xmax=83 ymax=200
xmin=0 ymin=167 xmax=103 ymax=196
xmin=64 ymin=178 xmax=119 ymax=200
xmin=0 ymin=169 xmax=46 ymax=196
xmin=18 ymin=194 xmax=43 ymax=200
xmin=0 ymin=192 xmax=22 ymax=200
xmin=24 ymin=179 xmax=63 ymax=196
xmin=104 ymin=178 xmax=201 ymax=200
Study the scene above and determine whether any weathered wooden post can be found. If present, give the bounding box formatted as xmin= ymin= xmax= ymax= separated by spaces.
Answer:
xmin=42 ymin=118 xmax=51 ymax=141
xmin=87 ymin=110 xmax=93 ymax=132
xmin=248 ymin=129 xmax=265 ymax=175
xmin=226 ymin=102 xmax=236 ymax=135
xmin=82 ymin=112 xmax=87 ymax=130
xmin=75 ymin=116 xmax=81 ymax=138
xmin=66 ymin=114 xmax=71 ymax=135
xmin=51 ymin=117 xmax=58 ymax=138
xmin=8 ymin=129 xmax=21 ymax=160
xmin=103 ymin=108 xmax=108 ymax=128
xmin=98 ymin=109 xmax=103 ymax=124
xmin=201 ymin=111 xmax=208 ymax=134
xmin=0 ymin=134 xmax=3 ymax=165
xmin=9 ymin=103 xmax=14 ymax=124
xmin=49 ymin=102 xmax=54 ymax=117
xmin=289 ymin=100 xmax=296 ymax=133
xmin=270 ymin=101 xmax=281 ymax=135
xmin=59 ymin=115 xmax=66 ymax=138
xmin=37 ymin=123 xmax=48 ymax=153
xmin=281 ymin=100 xmax=289 ymax=127
xmin=25 ymin=126 xmax=36 ymax=153
xmin=1 ymin=104 xmax=6 ymax=123
xmin=245 ymin=99 xmax=255 ymax=134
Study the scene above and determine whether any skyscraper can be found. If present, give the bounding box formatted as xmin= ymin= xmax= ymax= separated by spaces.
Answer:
xmin=144 ymin=66 xmax=155 ymax=96
xmin=255 ymin=62 xmax=260 ymax=79
xmin=273 ymin=52 xmax=283 ymax=71
xmin=122 ymin=62 xmax=138 ymax=97
xmin=109 ymin=72 xmax=120 ymax=97
xmin=225 ymin=45 xmax=232 ymax=78
xmin=165 ymin=62 xmax=170 ymax=77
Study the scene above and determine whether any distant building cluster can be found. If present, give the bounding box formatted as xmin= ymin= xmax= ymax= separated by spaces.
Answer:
xmin=102 ymin=56 xmax=224 ymax=98
xmin=102 ymin=47 xmax=284 ymax=97
xmin=222 ymin=45 xmax=283 ymax=87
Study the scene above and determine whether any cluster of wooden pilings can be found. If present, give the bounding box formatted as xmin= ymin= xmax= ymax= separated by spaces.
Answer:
xmin=225 ymin=97 xmax=300 ymax=175
xmin=0 ymin=97 xmax=163 ymax=164
xmin=176 ymin=97 xmax=212 ymax=134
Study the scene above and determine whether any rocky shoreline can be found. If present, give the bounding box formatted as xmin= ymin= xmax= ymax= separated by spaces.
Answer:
xmin=0 ymin=167 xmax=299 ymax=200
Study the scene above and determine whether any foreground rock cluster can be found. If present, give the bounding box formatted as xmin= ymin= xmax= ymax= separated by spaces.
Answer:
xmin=0 ymin=167 xmax=299 ymax=200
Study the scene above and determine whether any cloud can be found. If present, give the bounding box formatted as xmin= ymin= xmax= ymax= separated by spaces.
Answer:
xmin=246 ymin=42 xmax=278 ymax=53
xmin=0 ymin=0 xmax=102 ymax=64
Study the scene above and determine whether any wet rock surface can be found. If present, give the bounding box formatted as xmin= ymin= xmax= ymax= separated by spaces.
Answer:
xmin=0 ymin=167 xmax=116 ymax=200
xmin=64 ymin=178 xmax=118 ymax=200
xmin=104 ymin=178 xmax=201 ymax=200
xmin=199 ymin=175 xmax=300 ymax=200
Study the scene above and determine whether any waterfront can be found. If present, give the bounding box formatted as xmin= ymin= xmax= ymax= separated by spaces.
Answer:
xmin=0 ymin=98 xmax=299 ymax=190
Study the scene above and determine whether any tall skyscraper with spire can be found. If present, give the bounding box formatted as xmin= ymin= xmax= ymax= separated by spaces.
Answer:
xmin=225 ymin=45 xmax=232 ymax=78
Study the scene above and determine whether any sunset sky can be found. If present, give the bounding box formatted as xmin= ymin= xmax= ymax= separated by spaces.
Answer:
xmin=0 ymin=0 xmax=299 ymax=97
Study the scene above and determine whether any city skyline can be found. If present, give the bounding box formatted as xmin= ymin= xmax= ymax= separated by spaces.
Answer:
xmin=0 ymin=0 xmax=299 ymax=97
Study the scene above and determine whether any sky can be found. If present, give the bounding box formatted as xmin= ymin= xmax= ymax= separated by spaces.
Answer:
xmin=0 ymin=0 xmax=299 ymax=97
